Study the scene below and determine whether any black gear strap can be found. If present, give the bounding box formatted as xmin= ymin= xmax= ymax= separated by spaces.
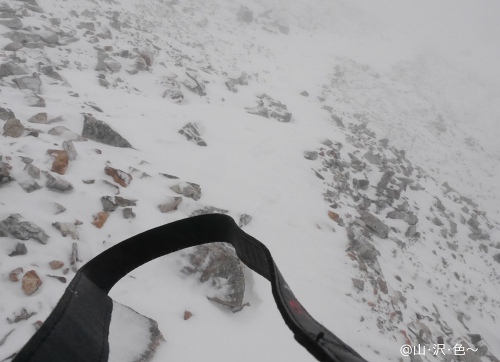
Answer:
xmin=13 ymin=214 xmax=367 ymax=362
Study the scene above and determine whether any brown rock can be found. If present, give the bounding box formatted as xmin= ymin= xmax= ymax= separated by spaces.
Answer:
xmin=92 ymin=211 xmax=110 ymax=228
xmin=104 ymin=165 xmax=132 ymax=187
xmin=328 ymin=211 xmax=340 ymax=220
xmin=28 ymin=112 xmax=48 ymax=124
xmin=184 ymin=310 xmax=193 ymax=320
xmin=9 ymin=267 xmax=24 ymax=282
xmin=47 ymin=150 xmax=69 ymax=175
xmin=22 ymin=270 xmax=42 ymax=295
xmin=3 ymin=118 xmax=25 ymax=138
xmin=49 ymin=260 xmax=64 ymax=270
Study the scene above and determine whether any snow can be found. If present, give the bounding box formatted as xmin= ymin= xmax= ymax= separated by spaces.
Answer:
xmin=1 ymin=0 xmax=499 ymax=361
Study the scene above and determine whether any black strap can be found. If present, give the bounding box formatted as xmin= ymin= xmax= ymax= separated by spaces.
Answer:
xmin=13 ymin=214 xmax=367 ymax=362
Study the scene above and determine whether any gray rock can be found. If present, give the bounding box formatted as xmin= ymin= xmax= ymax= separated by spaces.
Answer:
xmin=467 ymin=215 xmax=479 ymax=230
xmin=9 ymin=242 xmax=27 ymax=256
xmin=95 ymin=51 xmax=109 ymax=71
xmin=3 ymin=118 xmax=25 ymax=138
xmin=38 ymin=64 xmax=65 ymax=81
xmin=4 ymin=41 xmax=23 ymax=51
xmin=449 ymin=220 xmax=458 ymax=234
xmin=406 ymin=225 xmax=418 ymax=238
xmin=44 ymin=171 xmax=73 ymax=192
xmin=48 ymin=126 xmax=83 ymax=141
xmin=358 ymin=212 xmax=390 ymax=239
xmin=183 ymin=72 xmax=206 ymax=96
xmin=353 ymin=178 xmax=369 ymax=190
xmin=182 ymin=243 xmax=245 ymax=310
xmin=161 ymin=77 xmax=183 ymax=103
xmin=386 ymin=211 xmax=404 ymax=220
xmin=238 ymin=214 xmax=252 ymax=227
xmin=0 ymin=157 xmax=14 ymax=187
xmin=101 ymin=196 xmax=118 ymax=212
xmin=19 ymin=181 xmax=42 ymax=193
xmin=0 ymin=17 xmax=23 ymax=30
xmin=62 ymin=140 xmax=78 ymax=160
xmin=82 ymin=114 xmax=132 ymax=148
xmin=52 ymin=222 xmax=79 ymax=239
xmin=0 ymin=214 xmax=49 ymax=244
xmin=303 ymin=151 xmax=318 ymax=160
xmin=0 ymin=107 xmax=15 ymax=120
xmin=54 ymin=203 xmax=66 ymax=215
xmin=225 ymin=72 xmax=248 ymax=93
xmin=123 ymin=208 xmax=136 ymax=219
xmin=432 ymin=217 xmax=444 ymax=226
xmin=191 ymin=206 xmax=229 ymax=217
xmin=158 ymin=197 xmax=183 ymax=213
xmin=4 ymin=31 xmax=40 ymax=44
xmin=352 ymin=278 xmax=364 ymax=291
xmin=13 ymin=74 xmax=42 ymax=94
xmin=377 ymin=171 xmax=395 ymax=191
xmin=0 ymin=61 xmax=29 ymax=78
xmin=346 ymin=225 xmax=380 ymax=261
xmin=28 ymin=112 xmax=47 ymax=124
xmin=24 ymin=163 xmax=40 ymax=179
xmin=237 ymin=6 xmax=253 ymax=23
xmin=25 ymin=92 xmax=46 ymax=107
xmin=178 ymin=123 xmax=207 ymax=146
xmin=181 ymin=182 xmax=201 ymax=200
xmin=403 ymin=213 xmax=418 ymax=225
xmin=114 ymin=196 xmax=137 ymax=207
xmin=363 ymin=151 xmax=382 ymax=165
xmin=493 ymin=254 xmax=500 ymax=264
xmin=38 ymin=30 xmax=58 ymax=44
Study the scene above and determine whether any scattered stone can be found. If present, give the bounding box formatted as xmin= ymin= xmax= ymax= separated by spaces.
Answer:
xmin=190 ymin=206 xmax=229 ymax=216
xmin=27 ymin=113 xmax=48 ymax=124
xmin=13 ymin=73 xmax=43 ymax=94
xmin=7 ymin=308 xmax=36 ymax=324
xmin=25 ymin=92 xmax=46 ymax=107
xmin=48 ymin=126 xmax=83 ymax=141
xmin=161 ymin=77 xmax=184 ymax=103
xmin=123 ymin=208 xmax=136 ymax=219
xmin=403 ymin=213 xmax=418 ymax=225
xmin=377 ymin=171 xmax=395 ymax=191
xmin=49 ymin=260 xmax=64 ymax=270
xmin=432 ymin=217 xmax=444 ymax=226
xmin=363 ymin=151 xmax=382 ymax=165
xmin=300 ymin=90 xmax=309 ymax=97
xmin=22 ymin=270 xmax=42 ymax=295
xmin=44 ymin=171 xmax=73 ymax=192
xmin=467 ymin=215 xmax=480 ymax=230
xmin=353 ymin=179 xmax=369 ymax=190
xmin=358 ymin=212 xmax=390 ymax=239
xmin=158 ymin=197 xmax=183 ymax=213
xmin=102 ymin=180 xmax=120 ymax=194
xmin=82 ymin=114 xmax=133 ymax=148
xmin=183 ymin=311 xmax=193 ymax=320
xmin=0 ymin=107 xmax=15 ymax=120
xmin=82 ymin=179 xmax=95 ymax=184
xmin=47 ymin=149 xmax=69 ymax=175
xmin=9 ymin=242 xmax=28 ymax=256
xmin=23 ymin=163 xmax=40 ymax=179
xmin=493 ymin=254 xmax=500 ymax=264
xmin=47 ymin=275 xmax=67 ymax=283
xmin=178 ymin=123 xmax=207 ymax=146
xmin=114 ymin=196 xmax=137 ymax=207
xmin=183 ymin=71 xmax=206 ymax=96
xmin=4 ymin=41 xmax=23 ymax=51
xmin=101 ymin=196 xmax=118 ymax=212
xmin=62 ymin=140 xmax=78 ymax=160
xmin=182 ymin=243 xmax=245 ymax=310
xmin=105 ymin=165 xmax=133 ymax=187
xmin=92 ymin=211 xmax=110 ymax=229
xmin=0 ymin=214 xmax=49 ymax=244
xmin=0 ymin=156 xmax=14 ymax=187
xmin=225 ymin=72 xmax=248 ymax=93
xmin=405 ymin=225 xmax=418 ymax=238
xmin=247 ymin=94 xmax=292 ymax=123
xmin=328 ymin=211 xmax=340 ymax=220
xmin=238 ymin=214 xmax=252 ymax=227
xmin=346 ymin=225 xmax=380 ymax=262
xmin=70 ymin=242 xmax=78 ymax=272
xmin=3 ymin=118 xmax=25 ymax=138
xmin=52 ymin=222 xmax=79 ymax=240
xmin=0 ymin=17 xmax=23 ymax=30
xmin=352 ymin=278 xmax=364 ymax=291
xmin=9 ymin=267 xmax=24 ymax=282
xmin=38 ymin=64 xmax=65 ymax=82
xmin=54 ymin=203 xmax=66 ymax=215
xmin=0 ymin=61 xmax=29 ymax=78
xmin=304 ymin=151 xmax=318 ymax=160
xmin=159 ymin=173 xmax=179 ymax=179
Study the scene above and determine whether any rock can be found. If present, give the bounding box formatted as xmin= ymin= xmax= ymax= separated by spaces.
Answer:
xmin=0 ymin=156 xmax=14 ymax=187
xmin=183 ymin=71 xmax=206 ymax=96
xmin=38 ymin=30 xmax=58 ymax=44
xmin=352 ymin=278 xmax=364 ymax=291
xmin=353 ymin=178 xmax=369 ymax=190
xmin=62 ymin=140 xmax=78 ymax=160
xmin=467 ymin=215 xmax=480 ymax=230
xmin=328 ymin=211 xmax=340 ymax=220
xmin=171 ymin=182 xmax=202 ymax=201
xmin=82 ymin=114 xmax=133 ymax=148
xmin=4 ymin=41 xmax=23 ymax=51
xmin=182 ymin=243 xmax=245 ymax=310
xmin=28 ymin=112 xmax=48 ymax=124
xmin=249 ymin=94 xmax=292 ymax=123
xmin=432 ymin=217 xmax=444 ymax=226
xmin=346 ymin=225 xmax=380 ymax=261
xmin=49 ymin=260 xmax=64 ymax=270
xmin=44 ymin=171 xmax=73 ymax=192
xmin=178 ymin=123 xmax=207 ymax=146
xmin=0 ymin=214 xmax=49 ymax=244
xmin=9 ymin=242 xmax=27 ymax=256
xmin=48 ymin=126 xmax=83 ymax=141
xmin=3 ymin=118 xmax=25 ymax=138
xmin=95 ymin=51 xmax=109 ymax=71
xmin=9 ymin=267 xmax=24 ymax=282
xmin=0 ymin=62 xmax=29 ymax=78
xmin=363 ymin=151 xmax=382 ymax=165
xmin=7 ymin=308 xmax=36 ymax=324
xmin=493 ymin=254 xmax=500 ymax=264
xmin=405 ymin=225 xmax=418 ymax=238
xmin=22 ymin=270 xmax=42 ymax=295
xmin=183 ymin=311 xmax=193 ymax=320
xmin=19 ymin=181 xmax=42 ymax=193
xmin=105 ymin=166 xmax=133 ymax=187
xmin=0 ymin=17 xmax=23 ymax=30
xmin=225 ymin=72 xmax=248 ymax=93
xmin=238 ymin=214 xmax=252 ymax=227
xmin=101 ymin=196 xmax=118 ymax=212
xmin=303 ymin=151 xmax=318 ymax=160
xmin=161 ymin=77 xmax=184 ymax=103
xmin=191 ymin=206 xmax=229 ymax=217
xmin=403 ymin=213 xmax=418 ymax=225
xmin=25 ymin=92 xmax=46 ymax=107
xmin=446 ymin=242 xmax=458 ymax=251
xmin=70 ymin=242 xmax=78 ymax=272
xmin=158 ymin=197 xmax=183 ymax=213
xmin=92 ymin=211 xmax=110 ymax=229
xmin=0 ymin=107 xmax=15 ymax=121
xmin=122 ymin=208 xmax=136 ymax=219
xmin=237 ymin=6 xmax=253 ymax=23
xmin=358 ymin=212 xmax=390 ymax=239
xmin=13 ymin=73 xmax=43 ymax=94
xmin=114 ymin=196 xmax=137 ymax=207
xmin=47 ymin=150 xmax=69 ymax=175
xmin=54 ymin=203 xmax=66 ymax=215
xmin=300 ymin=90 xmax=309 ymax=97
xmin=377 ymin=171 xmax=395 ymax=191
xmin=38 ymin=64 xmax=65 ymax=81
xmin=52 ymin=222 xmax=79 ymax=239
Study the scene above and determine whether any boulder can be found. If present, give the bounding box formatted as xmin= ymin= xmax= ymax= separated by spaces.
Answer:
xmin=161 ymin=77 xmax=183 ymax=103
xmin=0 ymin=214 xmax=49 ymax=244
xmin=22 ymin=270 xmax=42 ymax=295
xmin=82 ymin=114 xmax=133 ymax=148
xmin=122 ymin=208 xmax=136 ymax=219
xmin=182 ymin=243 xmax=246 ymax=310
xmin=28 ymin=112 xmax=48 ymax=124
xmin=62 ymin=140 xmax=78 ymax=160
xmin=0 ymin=17 xmax=23 ymax=30
xmin=0 ymin=61 xmax=29 ymax=78
xmin=101 ymin=196 xmax=118 ymax=212
xmin=3 ymin=118 xmax=25 ymax=138
xmin=0 ymin=107 xmax=15 ymax=120
xmin=13 ymin=74 xmax=42 ymax=94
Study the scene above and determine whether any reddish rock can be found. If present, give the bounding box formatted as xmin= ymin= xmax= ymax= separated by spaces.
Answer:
xmin=47 ymin=150 xmax=69 ymax=175
xmin=105 ymin=166 xmax=132 ymax=187
xmin=9 ymin=267 xmax=24 ymax=282
xmin=328 ymin=211 xmax=340 ymax=220
xmin=49 ymin=260 xmax=64 ymax=270
xmin=184 ymin=310 xmax=193 ymax=320
xmin=22 ymin=270 xmax=42 ymax=295
xmin=92 ymin=211 xmax=110 ymax=228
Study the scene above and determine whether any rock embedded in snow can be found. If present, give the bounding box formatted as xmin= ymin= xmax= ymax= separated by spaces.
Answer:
xmin=47 ymin=150 xmax=69 ymax=175
xmin=0 ymin=17 xmax=23 ymax=30
xmin=182 ymin=243 xmax=246 ymax=310
xmin=161 ymin=77 xmax=183 ymax=103
xmin=105 ymin=166 xmax=133 ymax=187
xmin=171 ymin=182 xmax=201 ymax=200
xmin=22 ymin=270 xmax=42 ymax=296
xmin=9 ymin=242 xmax=28 ymax=256
xmin=4 ymin=41 xmax=23 ymax=51
xmin=92 ymin=211 xmax=110 ymax=229
xmin=9 ymin=267 xmax=24 ymax=282
xmin=25 ymin=92 xmax=46 ymax=107
xmin=13 ymin=74 xmax=43 ymax=94
xmin=352 ymin=278 xmax=364 ymax=291
xmin=44 ymin=171 xmax=73 ymax=192
xmin=52 ymin=222 xmax=79 ymax=240
xmin=190 ymin=206 xmax=229 ymax=216
xmin=3 ymin=118 xmax=25 ymax=138
xmin=158 ymin=197 xmax=183 ymax=213
xmin=62 ymin=140 xmax=78 ymax=160
xmin=358 ymin=212 xmax=390 ymax=239
xmin=27 ymin=113 xmax=48 ymax=124
xmin=303 ymin=151 xmax=318 ymax=160
xmin=178 ymin=122 xmax=207 ymax=146
xmin=82 ymin=114 xmax=132 ymax=148
xmin=122 ymin=208 xmax=136 ymax=219
xmin=49 ymin=260 xmax=64 ymax=270
xmin=0 ymin=107 xmax=15 ymax=121
xmin=0 ymin=214 xmax=49 ymax=244
xmin=101 ymin=196 xmax=118 ymax=212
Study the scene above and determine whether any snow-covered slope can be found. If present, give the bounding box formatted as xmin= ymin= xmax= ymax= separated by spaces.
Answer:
xmin=1 ymin=0 xmax=499 ymax=361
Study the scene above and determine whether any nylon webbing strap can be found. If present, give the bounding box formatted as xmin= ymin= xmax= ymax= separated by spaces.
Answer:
xmin=13 ymin=214 xmax=367 ymax=362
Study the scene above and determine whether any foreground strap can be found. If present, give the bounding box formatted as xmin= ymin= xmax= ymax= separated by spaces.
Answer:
xmin=14 ymin=214 xmax=367 ymax=362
